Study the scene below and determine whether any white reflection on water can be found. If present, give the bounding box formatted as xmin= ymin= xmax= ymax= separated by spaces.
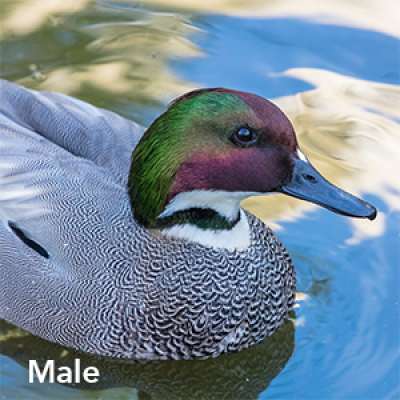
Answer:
xmin=0 ymin=0 xmax=90 ymax=38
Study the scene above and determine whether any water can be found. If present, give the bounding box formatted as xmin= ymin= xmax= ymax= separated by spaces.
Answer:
xmin=0 ymin=1 xmax=399 ymax=399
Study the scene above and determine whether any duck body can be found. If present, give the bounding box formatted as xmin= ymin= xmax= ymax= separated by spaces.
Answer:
xmin=0 ymin=80 xmax=375 ymax=359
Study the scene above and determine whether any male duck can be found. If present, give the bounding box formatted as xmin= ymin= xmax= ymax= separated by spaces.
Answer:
xmin=0 ymin=80 xmax=376 ymax=360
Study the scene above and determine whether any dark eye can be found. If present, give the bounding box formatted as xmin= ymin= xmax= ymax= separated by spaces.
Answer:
xmin=231 ymin=126 xmax=257 ymax=146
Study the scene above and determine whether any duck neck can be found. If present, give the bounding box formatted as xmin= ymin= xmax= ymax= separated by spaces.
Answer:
xmin=133 ymin=190 xmax=244 ymax=229
xmin=139 ymin=190 xmax=253 ymax=250
xmin=157 ymin=208 xmax=250 ymax=250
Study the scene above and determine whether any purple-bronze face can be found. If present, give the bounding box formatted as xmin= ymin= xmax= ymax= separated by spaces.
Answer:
xmin=169 ymin=147 xmax=294 ymax=200
xmin=169 ymin=89 xmax=298 ymax=200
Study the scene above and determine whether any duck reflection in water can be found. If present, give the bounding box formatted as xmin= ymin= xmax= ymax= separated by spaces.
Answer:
xmin=0 ymin=317 xmax=294 ymax=400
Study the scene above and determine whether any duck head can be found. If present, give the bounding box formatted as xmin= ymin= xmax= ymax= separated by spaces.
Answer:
xmin=128 ymin=88 xmax=376 ymax=241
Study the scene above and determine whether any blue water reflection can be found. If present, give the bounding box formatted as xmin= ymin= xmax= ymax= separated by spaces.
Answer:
xmin=176 ymin=17 xmax=399 ymax=98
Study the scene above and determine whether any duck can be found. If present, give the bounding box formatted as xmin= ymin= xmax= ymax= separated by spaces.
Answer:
xmin=0 ymin=80 xmax=376 ymax=360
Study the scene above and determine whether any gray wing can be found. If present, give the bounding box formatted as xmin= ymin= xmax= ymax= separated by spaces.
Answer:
xmin=0 ymin=79 xmax=144 ymax=270
xmin=0 ymin=80 xmax=149 ymax=346
xmin=0 ymin=80 xmax=147 ymax=340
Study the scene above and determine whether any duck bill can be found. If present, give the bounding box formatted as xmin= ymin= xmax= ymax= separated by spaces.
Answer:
xmin=278 ymin=157 xmax=377 ymax=220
